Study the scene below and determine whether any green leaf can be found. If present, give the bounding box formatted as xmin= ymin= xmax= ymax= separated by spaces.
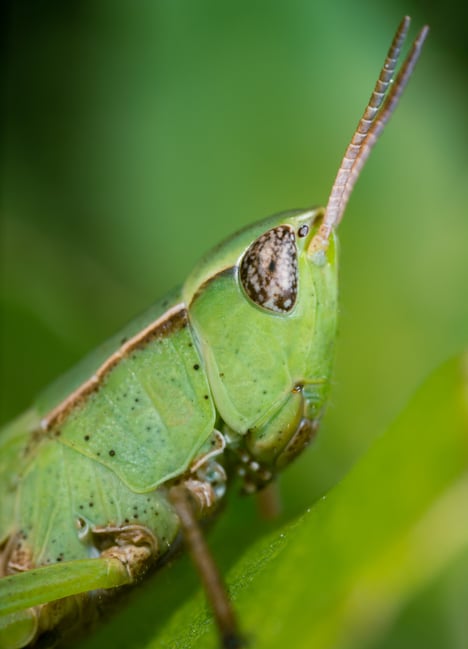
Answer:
xmin=78 ymin=354 xmax=468 ymax=649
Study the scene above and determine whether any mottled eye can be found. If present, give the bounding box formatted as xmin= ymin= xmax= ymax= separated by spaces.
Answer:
xmin=239 ymin=225 xmax=298 ymax=313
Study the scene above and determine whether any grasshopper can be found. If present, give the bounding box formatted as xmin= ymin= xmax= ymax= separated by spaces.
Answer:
xmin=0 ymin=17 xmax=428 ymax=649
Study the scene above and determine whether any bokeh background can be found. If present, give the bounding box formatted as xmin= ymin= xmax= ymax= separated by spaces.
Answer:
xmin=1 ymin=2 xmax=468 ymax=644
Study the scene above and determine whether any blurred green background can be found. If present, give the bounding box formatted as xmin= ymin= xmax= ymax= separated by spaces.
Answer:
xmin=1 ymin=0 xmax=468 ymax=645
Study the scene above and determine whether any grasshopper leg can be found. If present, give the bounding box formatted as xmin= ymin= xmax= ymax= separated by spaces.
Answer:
xmin=169 ymin=485 xmax=245 ymax=649
xmin=0 ymin=556 xmax=132 ymax=649
xmin=255 ymin=481 xmax=282 ymax=520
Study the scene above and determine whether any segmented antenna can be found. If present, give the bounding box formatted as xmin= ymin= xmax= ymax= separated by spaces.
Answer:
xmin=309 ymin=17 xmax=429 ymax=257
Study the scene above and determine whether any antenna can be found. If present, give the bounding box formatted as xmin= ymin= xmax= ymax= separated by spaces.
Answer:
xmin=309 ymin=17 xmax=429 ymax=257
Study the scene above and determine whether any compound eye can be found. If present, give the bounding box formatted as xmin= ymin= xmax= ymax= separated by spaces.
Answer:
xmin=239 ymin=225 xmax=298 ymax=313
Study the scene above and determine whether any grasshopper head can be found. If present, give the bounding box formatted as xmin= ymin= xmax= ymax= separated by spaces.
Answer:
xmin=237 ymin=210 xmax=339 ymax=487
xmin=187 ymin=208 xmax=339 ymax=489
xmin=187 ymin=17 xmax=428 ymax=490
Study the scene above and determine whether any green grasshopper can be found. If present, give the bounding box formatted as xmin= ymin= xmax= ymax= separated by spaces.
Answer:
xmin=0 ymin=17 xmax=428 ymax=649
